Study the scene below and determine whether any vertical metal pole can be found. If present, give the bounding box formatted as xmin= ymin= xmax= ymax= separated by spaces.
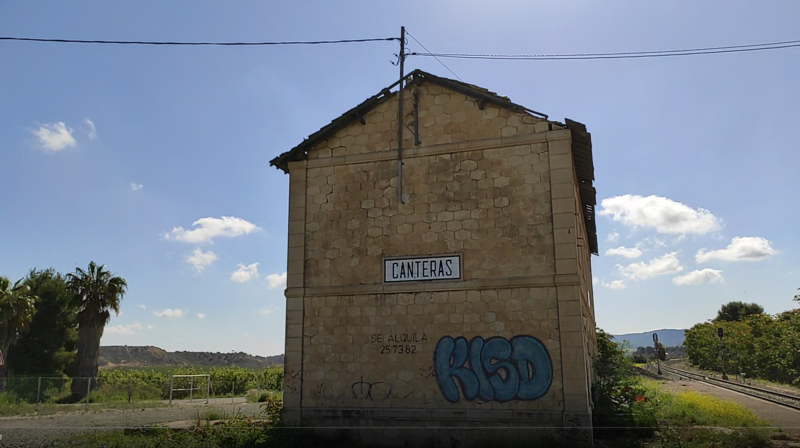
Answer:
xmin=86 ymin=377 xmax=91 ymax=405
xmin=231 ymin=381 xmax=235 ymax=404
xmin=190 ymin=377 xmax=194 ymax=403
xmin=396 ymin=26 xmax=405 ymax=206
xmin=169 ymin=376 xmax=174 ymax=405
xmin=206 ymin=376 xmax=209 ymax=404
xmin=36 ymin=377 xmax=41 ymax=408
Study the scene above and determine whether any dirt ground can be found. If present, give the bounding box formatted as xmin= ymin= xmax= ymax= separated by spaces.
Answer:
xmin=658 ymin=378 xmax=800 ymax=435
xmin=0 ymin=399 xmax=263 ymax=448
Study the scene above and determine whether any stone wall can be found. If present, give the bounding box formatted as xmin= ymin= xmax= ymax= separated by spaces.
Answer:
xmin=279 ymin=79 xmax=596 ymax=446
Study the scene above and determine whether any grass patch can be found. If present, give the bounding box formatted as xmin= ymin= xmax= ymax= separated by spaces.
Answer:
xmin=640 ymin=379 xmax=769 ymax=428
xmin=0 ymin=392 xmax=167 ymax=417
xmin=246 ymin=389 xmax=281 ymax=403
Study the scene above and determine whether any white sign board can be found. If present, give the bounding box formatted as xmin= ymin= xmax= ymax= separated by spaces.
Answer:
xmin=384 ymin=255 xmax=461 ymax=283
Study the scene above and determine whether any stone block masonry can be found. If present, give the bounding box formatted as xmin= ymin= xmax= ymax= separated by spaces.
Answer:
xmin=272 ymin=71 xmax=597 ymax=447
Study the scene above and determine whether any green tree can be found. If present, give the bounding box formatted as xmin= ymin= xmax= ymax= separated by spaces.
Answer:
xmin=0 ymin=276 xmax=38 ymax=387
xmin=793 ymin=288 xmax=799 ymax=303
xmin=715 ymin=301 xmax=765 ymax=322
xmin=7 ymin=269 xmax=78 ymax=376
xmin=66 ymin=262 xmax=127 ymax=397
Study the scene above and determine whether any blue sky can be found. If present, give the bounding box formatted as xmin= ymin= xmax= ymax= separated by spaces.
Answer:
xmin=1 ymin=1 xmax=798 ymax=356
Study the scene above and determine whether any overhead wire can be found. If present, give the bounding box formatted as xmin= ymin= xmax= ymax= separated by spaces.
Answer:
xmin=0 ymin=36 xmax=398 ymax=46
xmin=405 ymin=31 xmax=462 ymax=81
xmin=408 ymin=38 xmax=800 ymax=61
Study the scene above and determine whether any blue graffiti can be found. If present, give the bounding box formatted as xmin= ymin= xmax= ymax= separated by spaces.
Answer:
xmin=433 ymin=335 xmax=553 ymax=402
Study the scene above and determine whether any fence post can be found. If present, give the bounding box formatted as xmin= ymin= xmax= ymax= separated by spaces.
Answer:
xmin=231 ymin=381 xmax=234 ymax=404
xmin=189 ymin=376 xmax=193 ymax=403
xmin=169 ymin=376 xmax=174 ymax=405
xmin=85 ymin=378 xmax=91 ymax=406
xmin=36 ymin=377 xmax=41 ymax=408
xmin=206 ymin=377 xmax=209 ymax=404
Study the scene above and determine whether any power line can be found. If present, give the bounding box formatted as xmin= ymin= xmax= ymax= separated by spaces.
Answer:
xmin=406 ymin=31 xmax=462 ymax=81
xmin=0 ymin=36 xmax=398 ymax=46
xmin=408 ymin=38 xmax=800 ymax=61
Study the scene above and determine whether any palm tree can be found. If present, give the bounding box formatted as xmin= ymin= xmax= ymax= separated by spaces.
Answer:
xmin=66 ymin=262 xmax=127 ymax=397
xmin=0 ymin=276 xmax=37 ymax=389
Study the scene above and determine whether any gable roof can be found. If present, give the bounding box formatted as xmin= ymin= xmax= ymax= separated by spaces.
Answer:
xmin=269 ymin=70 xmax=597 ymax=255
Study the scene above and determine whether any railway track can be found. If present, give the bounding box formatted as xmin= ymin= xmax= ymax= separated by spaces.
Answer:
xmin=659 ymin=364 xmax=800 ymax=412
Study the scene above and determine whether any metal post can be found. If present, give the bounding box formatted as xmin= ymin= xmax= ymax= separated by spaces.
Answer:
xmin=653 ymin=333 xmax=662 ymax=375
xmin=190 ymin=376 xmax=194 ymax=403
xmin=206 ymin=377 xmax=209 ymax=404
xmin=86 ymin=377 xmax=91 ymax=405
xmin=231 ymin=381 xmax=235 ymax=404
xmin=396 ymin=26 xmax=405 ymax=206
xmin=717 ymin=327 xmax=728 ymax=380
xmin=169 ymin=376 xmax=174 ymax=405
xmin=36 ymin=377 xmax=41 ymax=408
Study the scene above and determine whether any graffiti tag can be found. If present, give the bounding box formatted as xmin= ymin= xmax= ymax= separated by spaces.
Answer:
xmin=433 ymin=335 xmax=553 ymax=403
xmin=351 ymin=376 xmax=394 ymax=401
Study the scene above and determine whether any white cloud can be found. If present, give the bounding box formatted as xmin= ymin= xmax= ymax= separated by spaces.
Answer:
xmin=259 ymin=306 xmax=278 ymax=316
xmin=603 ymin=280 xmax=626 ymax=290
xmin=673 ymin=269 xmax=724 ymax=286
xmin=31 ymin=122 xmax=77 ymax=152
xmin=147 ymin=324 xmax=155 ymax=330
xmin=84 ymin=118 xmax=96 ymax=139
xmin=138 ymin=304 xmax=146 ymax=310
xmin=599 ymin=195 xmax=722 ymax=235
xmin=266 ymin=272 xmax=287 ymax=290
xmin=618 ymin=252 xmax=683 ymax=281
xmin=185 ymin=248 xmax=217 ymax=272
xmin=105 ymin=322 xmax=142 ymax=335
xmin=154 ymin=308 xmax=185 ymax=319
xmin=696 ymin=237 xmax=778 ymax=263
xmin=165 ymin=216 xmax=260 ymax=244
xmin=131 ymin=183 xmax=143 ymax=191
xmin=606 ymin=232 xmax=619 ymax=243
xmin=231 ymin=262 xmax=260 ymax=283
xmin=638 ymin=237 xmax=668 ymax=250
xmin=605 ymin=246 xmax=643 ymax=259
xmin=197 ymin=313 xmax=205 ymax=319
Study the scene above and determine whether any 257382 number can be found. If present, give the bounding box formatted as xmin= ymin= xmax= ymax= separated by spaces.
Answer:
xmin=380 ymin=345 xmax=417 ymax=354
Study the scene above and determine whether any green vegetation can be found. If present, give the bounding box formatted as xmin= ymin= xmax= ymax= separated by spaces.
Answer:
xmin=66 ymin=261 xmax=129 ymax=398
xmin=684 ymin=306 xmax=800 ymax=386
xmin=0 ymin=275 xmax=38 ymax=385
xmin=52 ymin=329 xmax=780 ymax=448
xmin=714 ymin=301 xmax=766 ymax=323
xmin=0 ymin=365 xmax=284 ymax=410
xmin=594 ymin=328 xmax=775 ymax=448
xmin=6 ymin=269 xmax=78 ymax=376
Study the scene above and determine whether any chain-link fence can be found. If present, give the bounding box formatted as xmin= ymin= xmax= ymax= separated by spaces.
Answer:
xmin=0 ymin=375 xmax=281 ymax=405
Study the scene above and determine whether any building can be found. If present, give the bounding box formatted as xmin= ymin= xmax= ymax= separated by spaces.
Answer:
xmin=269 ymin=70 xmax=599 ymax=446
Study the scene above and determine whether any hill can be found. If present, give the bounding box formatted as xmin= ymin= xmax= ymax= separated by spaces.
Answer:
xmin=98 ymin=346 xmax=283 ymax=369
xmin=612 ymin=329 xmax=686 ymax=349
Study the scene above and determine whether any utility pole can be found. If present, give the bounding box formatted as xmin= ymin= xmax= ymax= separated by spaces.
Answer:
xmin=396 ymin=26 xmax=405 ymax=206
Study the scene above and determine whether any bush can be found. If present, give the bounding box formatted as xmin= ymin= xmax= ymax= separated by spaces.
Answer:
xmin=684 ymin=309 xmax=800 ymax=386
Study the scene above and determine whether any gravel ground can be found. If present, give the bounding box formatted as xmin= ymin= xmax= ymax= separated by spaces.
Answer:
xmin=0 ymin=398 xmax=264 ymax=448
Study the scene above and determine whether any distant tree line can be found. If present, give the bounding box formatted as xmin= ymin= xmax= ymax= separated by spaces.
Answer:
xmin=631 ymin=345 xmax=684 ymax=363
xmin=684 ymin=300 xmax=800 ymax=386
xmin=0 ymin=262 xmax=126 ymax=399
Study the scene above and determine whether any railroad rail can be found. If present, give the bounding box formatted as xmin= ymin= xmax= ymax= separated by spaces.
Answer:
xmin=659 ymin=364 xmax=800 ymax=412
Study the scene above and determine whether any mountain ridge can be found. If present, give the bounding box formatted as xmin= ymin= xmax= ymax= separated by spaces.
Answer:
xmin=612 ymin=329 xmax=686 ymax=348
xmin=99 ymin=346 xmax=283 ymax=369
